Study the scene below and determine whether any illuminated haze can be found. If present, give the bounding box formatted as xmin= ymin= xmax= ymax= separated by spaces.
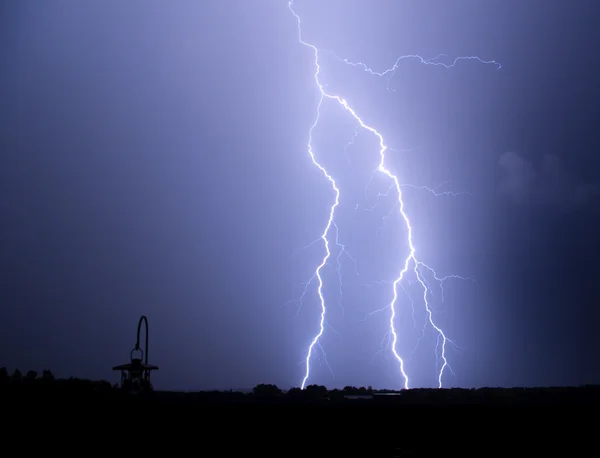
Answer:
xmin=1 ymin=0 xmax=599 ymax=390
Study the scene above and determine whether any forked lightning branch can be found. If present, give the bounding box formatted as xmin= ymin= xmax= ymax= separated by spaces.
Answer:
xmin=287 ymin=0 xmax=499 ymax=390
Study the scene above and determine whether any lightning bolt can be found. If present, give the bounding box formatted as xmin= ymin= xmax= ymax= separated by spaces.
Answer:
xmin=288 ymin=0 xmax=498 ymax=390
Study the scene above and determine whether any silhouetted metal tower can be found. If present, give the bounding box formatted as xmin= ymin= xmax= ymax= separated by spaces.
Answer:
xmin=113 ymin=315 xmax=158 ymax=394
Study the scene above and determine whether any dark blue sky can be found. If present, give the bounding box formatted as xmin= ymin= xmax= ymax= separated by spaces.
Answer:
xmin=1 ymin=0 xmax=599 ymax=390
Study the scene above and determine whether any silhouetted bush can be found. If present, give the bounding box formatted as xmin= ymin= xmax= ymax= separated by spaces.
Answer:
xmin=304 ymin=384 xmax=328 ymax=399
xmin=42 ymin=369 xmax=55 ymax=382
xmin=252 ymin=383 xmax=282 ymax=397
xmin=12 ymin=369 xmax=22 ymax=383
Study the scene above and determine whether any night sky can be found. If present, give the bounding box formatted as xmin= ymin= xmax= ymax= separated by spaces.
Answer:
xmin=1 ymin=0 xmax=599 ymax=391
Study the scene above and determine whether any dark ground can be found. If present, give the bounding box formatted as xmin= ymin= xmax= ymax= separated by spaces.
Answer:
xmin=2 ymin=369 xmax=596 ymax=455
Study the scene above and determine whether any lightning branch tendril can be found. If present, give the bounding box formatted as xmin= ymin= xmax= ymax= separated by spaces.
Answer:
xmin=288 ymin=0 xmax=498 ymax=390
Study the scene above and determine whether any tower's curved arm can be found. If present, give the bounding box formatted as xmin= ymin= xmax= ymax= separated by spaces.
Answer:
xmin=135 ymin=315 xmax=149 ymax=365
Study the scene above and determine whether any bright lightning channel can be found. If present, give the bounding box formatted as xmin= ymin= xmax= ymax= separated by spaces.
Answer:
xmin=288 ymin=0 xmax=498 ymax=390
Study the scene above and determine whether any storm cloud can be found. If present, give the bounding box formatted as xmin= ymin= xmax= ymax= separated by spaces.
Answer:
xmin=498 ymin=151 xmax=599 ymax=209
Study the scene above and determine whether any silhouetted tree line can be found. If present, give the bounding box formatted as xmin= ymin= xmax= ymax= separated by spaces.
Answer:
xmin=0 ymin=366 xmax=114 ymax=400
xmin=2 ymin=367 xmax=600 ymax=404
xmin=246 ymin=382 xmax=600 ymax=404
